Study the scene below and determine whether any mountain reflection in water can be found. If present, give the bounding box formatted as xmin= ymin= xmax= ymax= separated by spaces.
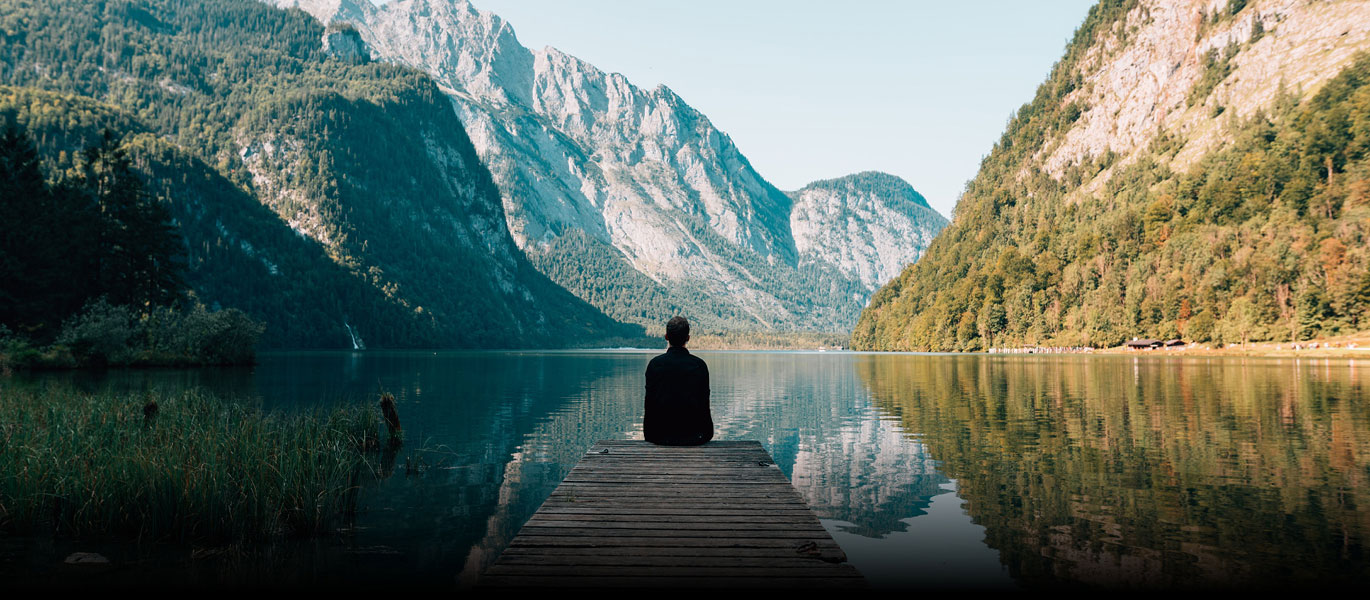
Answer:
xmin=3 ymin=351 xmax=1365 ymax=589
xmin=858 ymin=354 xmax=1370 ymax=588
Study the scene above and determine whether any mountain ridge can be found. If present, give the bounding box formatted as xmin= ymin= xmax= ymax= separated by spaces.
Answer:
xmin=0 ymin=0 xmax=642 ymax=348
xmin=788 ymin=171 xmax=947 ymax=292
xmin=854 ymin=0 xmax=1370 ymax=351
xmin=269 ymin=0 xmax=947 ymax=333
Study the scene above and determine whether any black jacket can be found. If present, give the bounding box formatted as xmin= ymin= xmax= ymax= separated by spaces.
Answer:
xmin=643 ymin=346 xmax=713 ymax=445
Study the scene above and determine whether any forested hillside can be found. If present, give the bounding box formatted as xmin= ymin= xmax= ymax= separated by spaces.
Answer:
xmin=0 ymin=107 xmax=268 ymax=366
xmin=0 ymin=0 xmax=640 ymax=348
xmin=854 ymin=0 xmax=1370 ymax=351
xmin=0 ymin=86 xmax=427 ymax=348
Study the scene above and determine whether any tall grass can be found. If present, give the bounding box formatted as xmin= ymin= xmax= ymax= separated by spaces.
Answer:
xmin=0 ymin=387 xmax=380 ymax=543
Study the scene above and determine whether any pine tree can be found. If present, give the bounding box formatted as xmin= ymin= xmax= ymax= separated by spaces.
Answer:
xmin=0 ymin=119 xmax=59 ymax=335
xmin=73 ymin=130 xmax=186 ymax=313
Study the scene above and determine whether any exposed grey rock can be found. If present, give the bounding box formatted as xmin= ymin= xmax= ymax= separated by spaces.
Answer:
xmin=788 ymin=172 xmax=947 ymax=292
xmin=1038 ymin=0 xmax=1370 ymax=195
xmin=268 ymin=0 xmax=947 ymax=330
xmin=322 ymin=22 xmax=369 ymax=63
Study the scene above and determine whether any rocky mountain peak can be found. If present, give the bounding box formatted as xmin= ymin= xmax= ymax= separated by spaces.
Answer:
xmin=1040 ymin=0 xmax=1370 ymax=193
xmin=789 ymin=172 xmax=947 ymax=291
xmin=273 ymin=0 xmax=374 ymax=23
xmin=267 ymin=0 xmax=946 ymax=332
xmin=799 ymin=172 xmax=935 ymax=210
xmin=853 ymin=0 xmax=1370 ymax=351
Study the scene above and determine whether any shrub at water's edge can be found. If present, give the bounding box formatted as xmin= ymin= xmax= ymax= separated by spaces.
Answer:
xmin=1 ymin=112 xmax=265 ymax=368
xmin=0 ymin=388 xmax=379 ymax=543
xmin=0 ymin=300 xmax=265 ymax=370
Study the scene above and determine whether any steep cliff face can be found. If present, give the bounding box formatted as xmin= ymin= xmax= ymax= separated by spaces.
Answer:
xmin=322 ymin=23 xmax=369 ymax=63
xmin=855 ymin=0 xmax=1370 ymax=351
xmin=0 ymin=0 xmax=638 ymax=347
xmin=788 ymin=172 xmax=948 ymax=292
xmin=269 ymin=0 xmax=945 ymax=332
xmin=1042 ymin=0 xmax=1370 ymax=185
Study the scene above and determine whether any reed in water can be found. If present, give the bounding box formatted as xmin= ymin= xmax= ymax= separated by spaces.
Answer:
xmin=0 ymin=387 xmax=380 ymax=543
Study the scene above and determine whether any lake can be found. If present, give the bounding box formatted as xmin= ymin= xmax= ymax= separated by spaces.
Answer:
xmin=3 ymin=350 xmax=1368 ymax=589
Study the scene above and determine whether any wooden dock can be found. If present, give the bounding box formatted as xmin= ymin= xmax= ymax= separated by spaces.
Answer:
xmin=479 ymin=440 xmax=866 ymax=589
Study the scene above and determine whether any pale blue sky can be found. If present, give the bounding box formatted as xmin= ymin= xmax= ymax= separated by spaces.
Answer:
xmin=381 ymin=0 xmax=1098 ymax=219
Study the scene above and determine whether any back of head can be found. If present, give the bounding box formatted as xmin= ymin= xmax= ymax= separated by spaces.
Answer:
xmin=665 ymin=316 xmax=690 ymax=347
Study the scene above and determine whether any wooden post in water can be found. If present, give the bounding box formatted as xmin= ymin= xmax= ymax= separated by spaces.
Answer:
xmin=479 ymin=440 xmax=866 ymax=589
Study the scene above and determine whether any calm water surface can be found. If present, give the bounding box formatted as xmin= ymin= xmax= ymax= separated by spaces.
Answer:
xmin=5 ymin=350 xmax=1369 ymax=589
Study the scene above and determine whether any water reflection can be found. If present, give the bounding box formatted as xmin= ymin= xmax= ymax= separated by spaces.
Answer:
xmin=856 ymin=354 xmax=1370 ymax=588
xmin=5 ymin=351 xmax=1364 ymax=589
xmin=828 ymin=481 xmax=1013 ymax=589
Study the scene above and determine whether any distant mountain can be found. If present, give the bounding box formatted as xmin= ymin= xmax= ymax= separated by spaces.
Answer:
xmin=0 ymin=0 xmax=639 ymax=348
xmin=854 ymin=0 xmax=1370 ymax=351
xmin=788 ymin=172 xmax=947 ymax=292
xmin=269 ymin=0 xmax=947 ymax=333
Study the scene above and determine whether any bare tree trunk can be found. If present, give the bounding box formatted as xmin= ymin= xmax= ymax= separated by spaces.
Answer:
xmin=1275 ymin=283 xmax=1295 ymax=342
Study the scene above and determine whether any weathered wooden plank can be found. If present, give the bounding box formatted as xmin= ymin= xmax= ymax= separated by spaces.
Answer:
xmin=500 ymin=550 xmax=848 ymax=564
xmin=543 ymin=504 xmax=811 ymax=512
xmin=558 ymin=486 xmax=792 ymax=494
xmin=484 ymin=565 xmax=865 ymax=578
xmin=548 ymin=495 xmax=806 ymax=502
xmin=500 ymin=544 xmax=848 ymax=563
xmin=549 ymin=497 xmax=806 ymax=504
xmin=554 ymin=491 xmax=802 ymax=498
xmin=526 ymin=514 xmax=822 ymax=523
xmin=512 ymin=527 xmax=831 ymax=539
xmin=477 ymin=575 xmax=865 ymax=589
xmin=533 ymin=507 xmax=817 ymax=516
xmin=576 ymin=453 xmax=773 ymax=458
xmin=565 ymin=468 xmax=781 ymax=474
xmin=585 ymin=445 xmax=766 ymax=449
xmin=560 ymin=480 xmax=796 ymax=486
xmin=563 ymin=472 xmax=778 ymax=477
xmin=525 ymin=513 xmax=822 ymax=522
xmin=549 ymin=497 xmax=807 ymax=505
xmin=519 ymin=521 xmax=831 ymax=533
xmin=571 ymin=461 xmax=775 ymax=467
xmin=574 ymin=454 xmax=774 ymax=460
xmin=577 ymin=450 xmax=773 ymax=454
xmin=552 ymin=483 xmax=802 ymax=491
xmin=523 ymin=512 xmax=816 ymax=523
xmin=550 ymin=488 xmax=804 ymax=495
xmin=496 ymin=546 xmax=844 ymax=559
xmin=594 ymin=440 xmax=761 ymax=445
xmin=550 ymin=492 xmax=807 ymax=501
xmin=570 ymin=462 xmax=775 ymax=468
xmin=480 ymin=440 xmax=863 ymax=588
xmin=579 ymin=449 xmax=773 ymax=455
xmin=568 ymin=469 xmax=779 ymax=474
xmin=558 ymin=483 xmax=794 ymax=489
xmin=535 ymin=505 xmax=813 ymax=512
xmin=569 ymin=464 xmax=776 ymax=469
xmin=493 ymin=555 xmax=845 ymax=568
xmin=572 ymin=463 xmax=778 ymax=465
xmin=582 ymin=446 xmax=764 ymax=449
xmin=546 ymin=500 xmax=808 ymax=508
xmin=548 ymin=498 xmax=807 ymax=506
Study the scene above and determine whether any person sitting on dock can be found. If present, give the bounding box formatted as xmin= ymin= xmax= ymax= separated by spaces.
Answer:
xmin=643 ymin=316 xmax=714 ymax=446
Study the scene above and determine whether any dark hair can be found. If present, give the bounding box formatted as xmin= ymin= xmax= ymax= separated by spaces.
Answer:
xmin=665 ymin=316 xmax=690 ymax=345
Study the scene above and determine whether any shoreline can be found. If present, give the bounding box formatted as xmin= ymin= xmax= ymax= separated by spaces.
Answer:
xmin=986 ymin=333 xmax=1370 ymax=359
xmin=1093 ymin=344 xmax=1370 ymax=359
